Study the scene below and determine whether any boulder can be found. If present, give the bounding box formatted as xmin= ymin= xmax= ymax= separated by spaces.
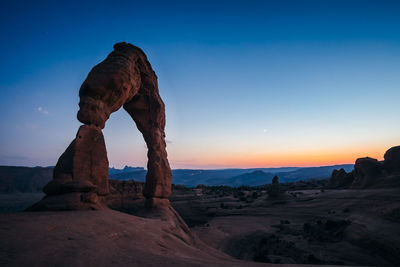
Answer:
xmin=384 ymin=146 xmax=400 ymax=174
xmin=327 ymin=168 xmax=354 ymax=189
xmin=351 ymin=157 xmax=384 ymax=188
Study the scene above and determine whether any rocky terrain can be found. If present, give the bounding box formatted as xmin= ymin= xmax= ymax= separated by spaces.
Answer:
xmin=77 ymin=176 xmax=392 ymax=266
xmin=2 ymin=179 xmax=399 ymax=266
xmin=171 ymin=185 xmax=400 ymax=266
xmin=4 ymin=208 xmax=362 ymax=267
xmin=170 ymin=146 xmax=400 ymax=266
xmin=100 ymin=146 xmax=400 ymax=266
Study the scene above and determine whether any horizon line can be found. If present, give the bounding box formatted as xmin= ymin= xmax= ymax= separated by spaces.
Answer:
xmin=0 ymin=162 xmax=356 ymax=171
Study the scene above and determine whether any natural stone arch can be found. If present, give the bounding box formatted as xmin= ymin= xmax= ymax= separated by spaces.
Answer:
xmin=29 ymin=43 xmax=172 ymax=210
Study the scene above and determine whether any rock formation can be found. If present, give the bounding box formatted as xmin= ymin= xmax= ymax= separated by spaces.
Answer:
xmin=28 ymin=42 xmax=172 ymax=211
xmin=351 ymin=157 xmax=384 ymax=188
xmin=384 ymin=145 xmax=400 ymax=174
xmin=267 ymin=176 xmax=284 ymax=198
xmin=327 ymin=168 xmax=354 ymax=189
xmin=328 ymin=145 xmax=400 ymax=189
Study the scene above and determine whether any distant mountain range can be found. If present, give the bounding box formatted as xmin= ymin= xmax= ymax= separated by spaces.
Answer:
xmin=0 ymin=164 xmax=354 ymax=192
xmin=109 ymin=166 xmax=145 ymax=175
xmin=109 ymin=164 xmax=354 ymax=187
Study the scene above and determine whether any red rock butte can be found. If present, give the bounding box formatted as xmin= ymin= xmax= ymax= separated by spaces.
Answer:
xmin=29 ymin=42 xmax=172 ymax=211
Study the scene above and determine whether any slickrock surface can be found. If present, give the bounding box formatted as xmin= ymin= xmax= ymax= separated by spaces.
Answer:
xmin=0 ymin=209 xmax=352 ymax=267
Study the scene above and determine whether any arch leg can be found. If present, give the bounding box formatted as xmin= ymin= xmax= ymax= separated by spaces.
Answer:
xmin=124 ymin=92 xmax=172 ymax=208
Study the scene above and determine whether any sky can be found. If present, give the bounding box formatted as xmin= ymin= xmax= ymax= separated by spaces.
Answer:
xmin=0 ymin=0 xmax=399 ymax=169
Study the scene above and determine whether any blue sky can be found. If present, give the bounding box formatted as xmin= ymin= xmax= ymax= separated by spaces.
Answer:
xmin=0 ymin=0 xmax=399 ymax=168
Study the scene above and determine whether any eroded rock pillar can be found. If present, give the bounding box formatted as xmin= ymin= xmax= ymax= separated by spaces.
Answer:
xmin=27 ymin=125 xmax=109 ymax=210
xmin=124 ymin=90 xmax=172 ymax=209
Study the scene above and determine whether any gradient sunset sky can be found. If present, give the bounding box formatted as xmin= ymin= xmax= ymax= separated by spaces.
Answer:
xmin=0 ymin=0 xmax=399 ymax=169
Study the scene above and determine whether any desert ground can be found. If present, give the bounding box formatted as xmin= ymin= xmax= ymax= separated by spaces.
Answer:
xmin=171 ymin=186 xmax=400 ymax=266
xmin=2 ymin=183 xmax=398 ymax=266
xmin=1 ymin=178 xmax=400 ymax=266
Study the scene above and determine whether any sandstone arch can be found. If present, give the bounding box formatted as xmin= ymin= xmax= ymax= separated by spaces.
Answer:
xmin=29 ymin=42 xmax=172 ymax=210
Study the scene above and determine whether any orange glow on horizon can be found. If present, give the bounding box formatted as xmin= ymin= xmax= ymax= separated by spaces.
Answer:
xmin=168 ymin=145 xmax=389 ymax=169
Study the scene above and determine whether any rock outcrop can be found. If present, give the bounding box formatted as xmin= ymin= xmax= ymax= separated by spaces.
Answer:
xmin=328 ymin=146 xmax=400 ymax=189
xmin=327 ymin=168 xmax=354 ymax=189
xmin=384 ymin=145 xmax=400 ymax=174
xmin=28 ymin=42 xmax=172 ymax=211
xmin=351 ymin=157 xmax=384 ymax=188
xmin=267 ymin=176 xmax=284 ymax=198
